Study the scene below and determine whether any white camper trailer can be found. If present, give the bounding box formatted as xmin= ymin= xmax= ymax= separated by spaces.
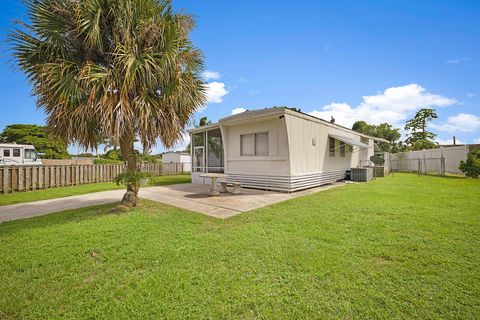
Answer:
xmin=0 ymin=144 xmax=42 ymax=166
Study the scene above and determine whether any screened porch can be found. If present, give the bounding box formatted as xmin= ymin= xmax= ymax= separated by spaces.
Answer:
xmin=190 ymin=126 xmax=224 ymax=176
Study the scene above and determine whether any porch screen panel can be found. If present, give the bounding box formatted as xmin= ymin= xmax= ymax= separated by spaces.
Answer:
xmin=193 ymin=132 xmax=205 ymax=148
xmin=207 ymin=129 xmax=224 ymax=173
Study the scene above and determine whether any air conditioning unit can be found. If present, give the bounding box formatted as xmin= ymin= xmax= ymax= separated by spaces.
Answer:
xmin=350 ymin=167 xmax=374 ymax=182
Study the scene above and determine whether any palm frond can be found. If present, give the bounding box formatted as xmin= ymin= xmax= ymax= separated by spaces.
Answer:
xmin=10 ymin=0 xmax=206 ymax=151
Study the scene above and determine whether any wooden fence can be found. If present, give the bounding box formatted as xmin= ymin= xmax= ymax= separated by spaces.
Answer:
xmin=0 ymin=162 xmax=185 ymax=194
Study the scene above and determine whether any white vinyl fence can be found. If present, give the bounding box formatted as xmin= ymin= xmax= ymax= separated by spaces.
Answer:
xmin=389 ymin=145 xmax=470 ymax=175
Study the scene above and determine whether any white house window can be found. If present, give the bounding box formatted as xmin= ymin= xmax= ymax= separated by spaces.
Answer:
xmin=241 ymin=132 xmax=269 ymax=156
xmin=13 ymin=149 xmax=21 ymax=157
xmin=3 ymin=149 xmax=10 ymax=157
xmin=339 ymin=142 xmax=346 ymax=157
xmin=241 ymin=134 xmax=254 ymax=156
xmin=329 ymin=137 xmax=335 ymax=157
xmin=255 ymin=132 xmax=269 ymax=156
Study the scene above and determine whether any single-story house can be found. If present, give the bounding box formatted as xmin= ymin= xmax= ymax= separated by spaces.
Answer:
xmin=188 ymin=107 xmax=387 ymax=192
xmin=162 ymin=151 xmax=191 ymax=172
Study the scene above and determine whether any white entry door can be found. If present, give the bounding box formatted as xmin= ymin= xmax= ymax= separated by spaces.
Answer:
xmin=193 ymin=146 xmax=205 ymax=172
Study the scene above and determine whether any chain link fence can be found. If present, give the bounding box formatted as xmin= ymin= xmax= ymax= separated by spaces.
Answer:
xmin=389 ymin=156 xmax=446 ymax=176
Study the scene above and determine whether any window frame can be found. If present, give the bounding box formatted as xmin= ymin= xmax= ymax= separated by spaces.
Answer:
xmin=240 ymin=133 xmax=254 ymax=156
xmin=254 ymin=132 xmax=269 ymax=156
xmin=339 ymin=142 xmax=346 ymax=157
xmin=3 ymin=149 xmax=10 ymax=157
xmin=25 ymin=149 xmax=38 ymax=160
xmin=240 ymin=132 xmax=269 ymax=157
xmin=329 ymin=137 xmax=336 ymax=157
xmin=12 ymin=149 xmax=21 ymax=157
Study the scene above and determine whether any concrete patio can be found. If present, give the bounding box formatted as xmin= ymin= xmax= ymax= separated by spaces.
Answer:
xmin=139 ymin=182 xmax=344 ymax=219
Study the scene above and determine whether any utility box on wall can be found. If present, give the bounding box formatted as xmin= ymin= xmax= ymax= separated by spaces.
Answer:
xmin=350 ymin=167 xmax=374 ymax=182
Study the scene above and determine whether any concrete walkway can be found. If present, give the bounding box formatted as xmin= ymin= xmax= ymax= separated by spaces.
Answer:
xmin=0 ymin=190 xmax=125 ymax=223
xmin=0 ymin=183 xmax=344 ymax=223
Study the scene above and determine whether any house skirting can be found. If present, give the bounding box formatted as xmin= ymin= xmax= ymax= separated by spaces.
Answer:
xmin=226 ymin=170 xmax=347 ymax=192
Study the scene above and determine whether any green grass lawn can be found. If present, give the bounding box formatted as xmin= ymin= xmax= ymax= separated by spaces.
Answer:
xmin=0 ymin=174 xmax=191 ymax=206
xmin=0 ymin=173 xmax=479 ymax=319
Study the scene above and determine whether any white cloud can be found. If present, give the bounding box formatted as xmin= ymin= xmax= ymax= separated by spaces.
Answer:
xmin=431 ymin=113 xmax=480 ymax=133
xmin=308 ymin=84 xmax=456 ymax=128
xmin=231 ymin=107 xmax=247 ymax=115
xmin=435 ymin=137 xmax=464 ymax=145
xmin=475 ymin=138 xmax=480 ymax=144
xmin=309 ymin=103 xmax=359 ymax=127
xmin=202 ymin=70 xmax=220 ymax=81
xmin=467 ymin=93 xmax=476 ymax=98
xmin=206 ymin=82 xmax=228 ymax=104
xmin=445 ymin=58 xmax=469 ymax=64
xmin=446 ymin=59 xmax=461 ymax=64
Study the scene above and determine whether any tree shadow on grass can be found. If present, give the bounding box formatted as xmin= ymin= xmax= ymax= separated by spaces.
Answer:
xmin=0 ymin=199 xmax=198 ymax=236
xmin=0 ymin=202 xmax=124 ymax=235
xmin=148 ymin=175 xmax=191 ymax=186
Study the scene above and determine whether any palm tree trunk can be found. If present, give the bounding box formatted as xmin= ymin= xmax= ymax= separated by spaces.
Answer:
xmin=120 ymin=135 xmax=138 ymax=207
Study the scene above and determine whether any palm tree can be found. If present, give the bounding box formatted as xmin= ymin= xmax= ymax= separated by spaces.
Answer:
xmin=10 ymin=0 xmax=206 ymax=206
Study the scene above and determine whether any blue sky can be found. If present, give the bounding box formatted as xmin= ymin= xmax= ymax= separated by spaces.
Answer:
xmin=1 ymin=0 xmax=479 ymax=153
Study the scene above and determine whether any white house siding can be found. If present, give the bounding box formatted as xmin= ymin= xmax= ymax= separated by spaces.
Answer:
xmin=282 ymin=112 xmax=374 ymax=190
xmin=223 ymin=117 xmax=290 ymax=176
xmin=285 ymin=113 xmax=372 ymax=175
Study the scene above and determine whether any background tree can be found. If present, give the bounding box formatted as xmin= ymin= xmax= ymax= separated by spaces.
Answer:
xmin=352 ymin=121 xmax=376 ymax=137
xmin=0 ymin=124 xmax=69 ymax=159
xmin=404 ymin=108 xmax=438 ymax=150
xmin=352 ymin=121 xmax=401 ymax=152
xmin=11 ymin=0 xmax=206 ymax=207
xmin=459 ymin=149 xmax=480 ymax=178
xmin=198 ymin=116 xmax=212 ymax=127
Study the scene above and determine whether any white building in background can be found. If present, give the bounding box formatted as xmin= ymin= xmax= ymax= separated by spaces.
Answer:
xmin=188 ymin=107 xmax=387 ymax=192
xmin=161 ymin=151 xmax=191 ymax=172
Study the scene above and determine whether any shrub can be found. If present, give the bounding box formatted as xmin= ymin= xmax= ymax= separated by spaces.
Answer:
xmin=114 ymin=171 xmax=152 ymax=189
xmin=103 ymin=149 xmax=122 ymax=161
xmin=93 ymin=158 xmax=124 ymax=165
xmin=459 ymin=150 xmax=480 ymax=178
xmin=139 ymin=154 xmax=160 ymax=164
